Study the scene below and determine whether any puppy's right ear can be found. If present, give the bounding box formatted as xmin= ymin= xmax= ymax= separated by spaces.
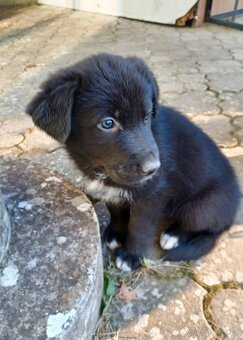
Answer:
xmin=26 ymin=70 xmax=80 ymax=143
xmin=126 ymin=56 xmax=159 ymax=100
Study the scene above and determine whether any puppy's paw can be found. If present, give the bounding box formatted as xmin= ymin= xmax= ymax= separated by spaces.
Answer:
xmin=104 ymin=227 xmax=122 ymax=251
xmin=116 ymin=257 xmax=132 ymax=272
xmin=115 ymin=248 xmax=141 ymax=272
xmin=160 ymin=233 xmax=179 ymax=250
xmin=106 ymin=238 xmax=121 ymax=251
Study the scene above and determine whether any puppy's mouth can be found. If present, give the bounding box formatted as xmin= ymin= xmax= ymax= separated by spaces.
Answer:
xmin=104 ymin=166 xmax=159 ymax=187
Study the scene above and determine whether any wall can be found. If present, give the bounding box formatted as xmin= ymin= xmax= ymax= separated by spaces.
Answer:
xmin=38 ymin=0 xmax=198 ymax=25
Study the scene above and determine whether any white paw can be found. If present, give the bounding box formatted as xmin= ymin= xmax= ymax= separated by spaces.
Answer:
xmin=160 ymin=233 xmax=179 ymax=250
xmin=116 ymin=257 xmax=132 ymax=272
xmin=106 ymin=238 xmax=121 ymax=250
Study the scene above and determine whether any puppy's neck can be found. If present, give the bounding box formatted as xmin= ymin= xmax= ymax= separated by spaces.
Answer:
xmin=77 ymin=169 xmax=133 ymax=205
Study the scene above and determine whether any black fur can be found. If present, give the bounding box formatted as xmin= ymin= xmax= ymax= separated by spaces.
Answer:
xmin=26 ymin=54 xmax=241 ymax=270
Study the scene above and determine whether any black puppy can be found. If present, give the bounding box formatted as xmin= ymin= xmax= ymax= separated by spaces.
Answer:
xmin=26 ymin=54 xmax=240 ymax=271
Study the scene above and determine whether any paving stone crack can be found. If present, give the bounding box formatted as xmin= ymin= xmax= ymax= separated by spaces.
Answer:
xmin=31 ymin=10 xmax=74 ymax=62
xmin=47 ymin=146 xmax=65 ymax=154
xmin=187 ymin=268 xmax=243 ymax=339
xmin=0 ymin=133 xmax=25 ymax=150
xmin=202 ymin=75 xmax=241 ymax=147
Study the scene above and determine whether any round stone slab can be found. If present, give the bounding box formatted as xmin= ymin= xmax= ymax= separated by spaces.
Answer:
xmin=0 ymin=157 xmax=103 ymax=339
xmin=0 ymin=188 xmax=11 ymax=264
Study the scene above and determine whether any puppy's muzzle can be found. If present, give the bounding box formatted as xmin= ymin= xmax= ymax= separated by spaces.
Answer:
xmin=140 ymin=155 xmax=161 ymax=176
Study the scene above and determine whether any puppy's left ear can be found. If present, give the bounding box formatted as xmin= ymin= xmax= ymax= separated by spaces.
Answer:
xmin=126 ymin=56 xmax=159 ymax=101
xmin=26 ymin=70 xmax=80 ymax=143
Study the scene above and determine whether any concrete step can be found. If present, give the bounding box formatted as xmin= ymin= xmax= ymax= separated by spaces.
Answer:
xmin=0 ymin=157 xmax=103 ymax=340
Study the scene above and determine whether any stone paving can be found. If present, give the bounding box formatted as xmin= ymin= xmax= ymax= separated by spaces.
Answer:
xmin=0 ymin=4 xmax=243 ymax=339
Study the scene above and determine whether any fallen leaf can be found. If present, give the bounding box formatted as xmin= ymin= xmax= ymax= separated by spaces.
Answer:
xmin=24 ymin=63 xmax=37 ymax=71
xmin=116 ymin=283 xmax=137 ymax=301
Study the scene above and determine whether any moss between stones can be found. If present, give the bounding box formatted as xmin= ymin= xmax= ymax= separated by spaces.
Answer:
xmin=188 ymin=269 xmax=243 ymax=339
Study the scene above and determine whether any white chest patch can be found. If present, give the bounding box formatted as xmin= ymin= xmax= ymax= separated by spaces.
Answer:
xmin=77 ymin=171 xmax=133 ymax=204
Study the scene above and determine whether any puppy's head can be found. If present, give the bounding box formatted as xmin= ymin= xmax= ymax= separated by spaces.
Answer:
xmin=26 ymin=54 xmax=161 ymax=187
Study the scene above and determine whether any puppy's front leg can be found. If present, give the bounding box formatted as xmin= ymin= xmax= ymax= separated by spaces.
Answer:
xmin=105 ymin=204 xmax=130 ymax=251
xmin=116 ymin=205 xmax=159 ymax=272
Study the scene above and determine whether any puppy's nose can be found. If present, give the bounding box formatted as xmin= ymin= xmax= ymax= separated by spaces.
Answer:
xmin=140 ymin=157 xmax=161 ymax=176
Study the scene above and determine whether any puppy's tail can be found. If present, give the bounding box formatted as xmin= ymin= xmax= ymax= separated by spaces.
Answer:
xmin=163 ymin=233 xmax=219 ymax=262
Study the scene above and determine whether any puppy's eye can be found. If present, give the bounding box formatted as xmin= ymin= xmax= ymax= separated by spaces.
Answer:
xmin=144 ymin=114 xmax=150 ymax=124
xmin=99 ymin=117 xmax=115 ymax=130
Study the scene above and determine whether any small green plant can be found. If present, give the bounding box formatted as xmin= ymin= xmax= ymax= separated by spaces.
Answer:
xmin=100 ymin=255 xmax=134 ymax=315
xmin=100 ymin=271 xmax=117 ymax=314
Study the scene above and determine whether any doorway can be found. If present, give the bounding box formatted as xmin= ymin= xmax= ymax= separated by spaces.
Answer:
xmin=205 ymin=0 xmax=243 ymax=30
